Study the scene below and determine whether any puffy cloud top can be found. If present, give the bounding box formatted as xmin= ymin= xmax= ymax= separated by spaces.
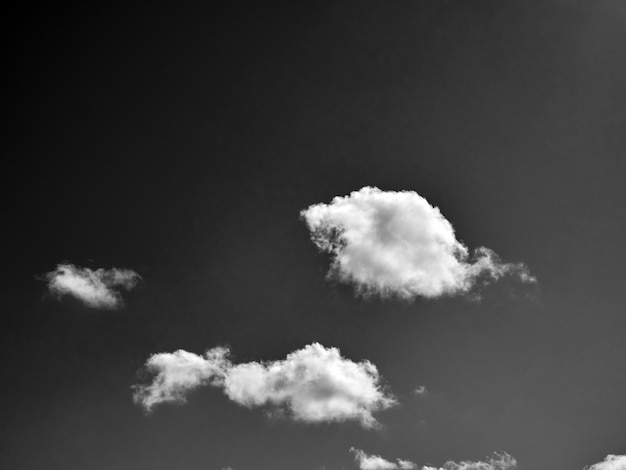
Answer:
xmin=44 ymin=263 xmax=141 ymax=309
xmin=301 ymin=187 xmax=534 ymax=300
xmin=584 ymin=455 xmax=626 ymax=470
xmin=351 ymin=447 xmax=416 ymax=469
xmin=133 ymin=343 xmax=396 ymax=428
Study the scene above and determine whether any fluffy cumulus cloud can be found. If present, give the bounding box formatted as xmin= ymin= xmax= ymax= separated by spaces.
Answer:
xmin=351 ymin=447 xmax=417 ymax=469
xmin=44 ymin=263 xmax=141 ymax=309
xmin=583 ymin=455 xmax=626 ymax=470
xmin=133 ymin=343 xmax=396 ymax=428
xmin=422 ymin=452 xmax=517 ymax=470
xmin=300 ymin=187 xmax=534 ymax=300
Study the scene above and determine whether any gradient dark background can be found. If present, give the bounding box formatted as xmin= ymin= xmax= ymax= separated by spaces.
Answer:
xmin=3 ymin=1 xmax=625 ymax=469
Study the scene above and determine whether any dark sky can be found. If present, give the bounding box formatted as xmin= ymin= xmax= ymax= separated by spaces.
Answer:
xmin=3 ymin=1 xmax=626 ymax=469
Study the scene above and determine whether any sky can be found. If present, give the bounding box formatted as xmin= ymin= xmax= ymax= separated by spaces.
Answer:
xmin=3 ymin=1 xmax=626 ymax=469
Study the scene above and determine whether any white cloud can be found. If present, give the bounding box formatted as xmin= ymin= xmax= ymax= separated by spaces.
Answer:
xmin=132 ymin=347 xmax=230 ymax=411
xmin=350 ymin=448 xmax=417 ymax=470
xmin=414 ymin=385 xmax=428 ymax=396
xmin=349 ymin=449 xmax=516 ymax=470
xmin=133 ymin=343 xmax=396 ymax=428
xmin=583 ymin=455 xmax=626 ymax=470
xmin=44 ymin=263 xmax=141 ymax=309
xmin=421 ymin=452 xmax=517 ymax=470
xmin=300 ymin=187 xmax=534 ymax=300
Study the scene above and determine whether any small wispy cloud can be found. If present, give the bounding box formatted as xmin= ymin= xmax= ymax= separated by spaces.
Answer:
xmin=583 ymin=454 xmax=626 ymax=470
xmin=350 ymin=447 xmax=417 ymax=469
xmin=414 ymin=385 xmax=428 ymax=396
xmin=422 ymin=452 xmax=517 ymax=470
xmin=133 ymin=343 xmax=396 ymax=428
xmin=348 ymin=449 xmax=518 ymax=470
xmin=43 ymin=263 xmax=141 ymax=309
xmin=301 ymin=187 xmax=534 ymax=301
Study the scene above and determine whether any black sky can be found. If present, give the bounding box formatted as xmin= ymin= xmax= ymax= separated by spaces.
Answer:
xmin=3 ymin=1 xmax=626 ymax=469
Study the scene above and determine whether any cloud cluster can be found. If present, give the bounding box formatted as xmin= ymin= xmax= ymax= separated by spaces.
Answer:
xmin=422 ymin=452 xmax=517 ymax=470
xmin=301 ymin=187 xmax=534 ymax=300
xmin=583 ymin=455 xmax=626 ymax=470
xmin=133 ymin=343 xmax=396 ymax=428
xmin=351 ymin=448 xmax=416 ymax=469
xmin=44 ymin=263 xmax=141 ymax=309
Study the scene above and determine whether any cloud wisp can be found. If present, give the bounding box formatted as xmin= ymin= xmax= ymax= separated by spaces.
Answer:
xmin=422 ymin=452 xmax=517 ymax=470
xmin=301 ymin=187 xmax=534 ymax=300
xmin=350 ymin=449 xmax=516 ymax=470
xmin=44 ymin=263 xmax=141 ymax=309
xmin=351 ymin=447 xmax=417 ymax=469
xmin=583 ymin=454 xmax=626 ymax=470
xmin=133 ymin=343 xmax=396 ymax=428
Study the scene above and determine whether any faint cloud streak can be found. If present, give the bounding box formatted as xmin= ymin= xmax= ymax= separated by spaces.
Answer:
xmin=44 ymin=263 xmax=141 ymax=309
xmin=422 ymin=452 xmax=517 ymax=470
